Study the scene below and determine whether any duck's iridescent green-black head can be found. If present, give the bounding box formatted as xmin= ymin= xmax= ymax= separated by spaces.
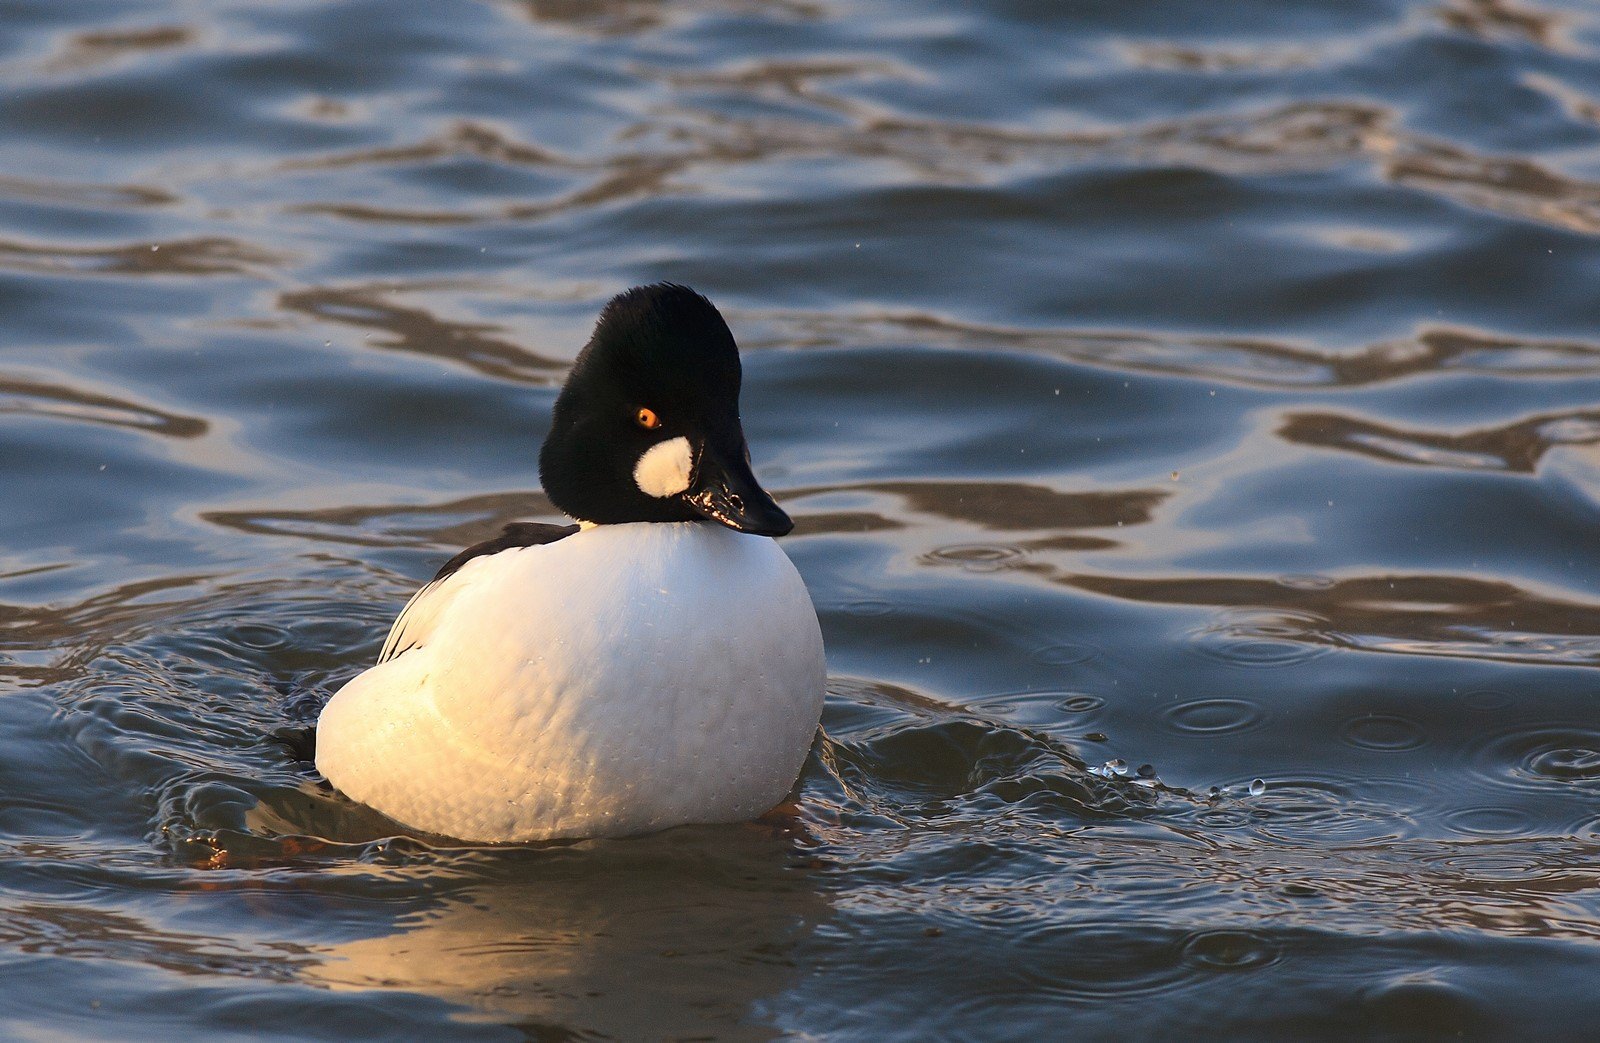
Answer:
xmin=539 ymin=283 xmax=792 ymax=537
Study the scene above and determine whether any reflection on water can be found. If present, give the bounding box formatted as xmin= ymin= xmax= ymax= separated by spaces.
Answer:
xmin=4 ymin=0 xmax=1600 ymax=1035
xmin=0 ymin=236 xmax=282 ymax=278
xmin=749 ymin=310 xmax=1600 ymax=388
xmin=503 ymin=0 xmax=826 ymax=39
xmin=41 ymin=26 xmax=197 ymax=77
xmin=279 ymin=285 xmax=562 ymax=383
xmin=202 ymin=491 xmax=557 ymax=551
xmin=1070 ymin=571 xmax=1600 ymax=667
xmin=1280 ymin=407 xmax=1600 ymax=472
xmin=307 ymin=830 xmax=826 ymax=1037
xmin=0 ymin=374 xmax=206 ymax=439
xmin=1436 ymin=0 xmax=1573 ymax=49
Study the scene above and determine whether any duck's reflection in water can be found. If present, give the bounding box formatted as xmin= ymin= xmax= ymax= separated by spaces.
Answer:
xmin=303 ymin=820 xmax=829 ymax=1038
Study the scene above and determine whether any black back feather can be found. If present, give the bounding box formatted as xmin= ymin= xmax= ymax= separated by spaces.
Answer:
xmin=432 ymin=522 xmax=579 ymax=582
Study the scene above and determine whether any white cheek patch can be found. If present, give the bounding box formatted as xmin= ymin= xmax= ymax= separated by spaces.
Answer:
xmin=634 ymin=436 xmax=694 ymax=498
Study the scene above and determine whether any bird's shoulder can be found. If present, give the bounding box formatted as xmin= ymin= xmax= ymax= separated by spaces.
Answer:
xmin=431 ymin=521 xmax=580 ymax=583
xmin=377 ymin=521 xmax=580 ymax=664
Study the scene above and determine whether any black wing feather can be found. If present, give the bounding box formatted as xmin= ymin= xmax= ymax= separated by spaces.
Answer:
xmin=432 ymin=522 xmax=580 ymax=582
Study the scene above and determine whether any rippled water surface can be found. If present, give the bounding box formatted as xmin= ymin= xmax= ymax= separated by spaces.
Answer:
xmin=6 ymin=0 xmax=1600 ymax=1037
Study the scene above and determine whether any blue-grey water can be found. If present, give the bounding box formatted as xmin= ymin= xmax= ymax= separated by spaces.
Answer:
xmin=4 ymin=0 xmax=1600 ymax=1038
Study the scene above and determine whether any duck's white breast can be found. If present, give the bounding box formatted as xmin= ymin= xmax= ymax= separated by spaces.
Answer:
xmin=316 ymin=522 xmax=825 ymax=842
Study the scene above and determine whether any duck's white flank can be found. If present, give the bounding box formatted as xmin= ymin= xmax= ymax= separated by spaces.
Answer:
xmin=315 ymin=522 xmax=825 ymax=842
xmin=633 ymin=435 xmax=693 ymax=497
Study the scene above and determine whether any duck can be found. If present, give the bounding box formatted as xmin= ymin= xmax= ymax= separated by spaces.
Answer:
xmin=315 ymin=283 xmax=826 ymax=843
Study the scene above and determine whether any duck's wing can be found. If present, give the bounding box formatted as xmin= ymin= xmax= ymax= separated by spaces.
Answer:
xmin=377 ymin=522 xmax=579 ymax=664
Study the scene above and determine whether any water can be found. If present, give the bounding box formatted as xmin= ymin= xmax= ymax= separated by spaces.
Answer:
xmin=3 ymin=0 xmax=1600 ymax=1037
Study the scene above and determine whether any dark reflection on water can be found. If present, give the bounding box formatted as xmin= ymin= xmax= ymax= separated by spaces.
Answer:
xmin=1281 ymin=406 xmax=1600 ymax=472
xmin=279 ymin=284 xmax=563 ymax=383
xmin=5 ymin=0 xmax=1600 ymax=1036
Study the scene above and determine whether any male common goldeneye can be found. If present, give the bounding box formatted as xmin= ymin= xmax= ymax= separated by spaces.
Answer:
xmin=315 ymin=283 xmax=825 ymax=842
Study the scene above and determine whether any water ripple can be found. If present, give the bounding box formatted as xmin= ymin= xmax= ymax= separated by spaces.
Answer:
xmin=819 ymin=677 xmax=1177 ymax=826
xmin=750 ymin=310 xmax=1600 ymax=389
xmin=0 ymin=374 xmax=206 ymax=439
xmin=1160 ymin=698 xmax=1266 ymax=735
xmin=922 ymin=543 xmax=1029 ymax=573
xmin=1180 ymin=929 xmax=1279 ymax=971
xmin=5 ymin=0 xmax=1600 ymax=1035
xmin=0 ymin=236 xmax=282 ymax=278
xmin=1281 ymin=407 xmax=1600 ymax=473
xmin=1070 ymin=573 xmax=1600 ymax=668
xmin=1342 ymin=714 xmax=1428 ymax=752
xmin=202 ymin=491 xmax=556 ymax=550
xmin=1190 ymin=610 xmax=1338 ymax=669
xmin=498 ymin=0 xmax=823 ymax=38
xmin=1475 ymin=726 xmax=1600 ymax=793
xmin=0 ymin=173 xmax=175 ymax=208
xmin=42 ymin=26 xmax=197 ymax=76
xmin=790 ymin=480 xmax=1167 ymax=531
xmin=278 ymin=284 xmax=562 ymax=383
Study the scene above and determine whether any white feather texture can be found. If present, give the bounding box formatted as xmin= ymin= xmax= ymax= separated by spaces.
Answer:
xmin=633 ymin=435 xmax=693 ymax=497
xmin=316 ymin=522 xmax=825 ymax=842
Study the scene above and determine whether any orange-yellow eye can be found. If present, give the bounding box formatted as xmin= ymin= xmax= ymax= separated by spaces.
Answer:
xmin=635 ymin=407 xmax=661 ymax=430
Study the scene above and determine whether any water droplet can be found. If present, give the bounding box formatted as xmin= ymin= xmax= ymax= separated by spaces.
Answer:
xmin=1137 ymin=763 xmax=1155 ymax=778
xmin=1248 ymin=778 xmax=1266 ymax=796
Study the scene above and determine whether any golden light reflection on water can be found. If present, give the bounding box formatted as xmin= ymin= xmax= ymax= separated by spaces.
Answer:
xmin=303 ymin=829 xmax=828 ymax=1037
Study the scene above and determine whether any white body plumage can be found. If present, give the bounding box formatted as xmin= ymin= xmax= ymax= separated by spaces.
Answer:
xmin=316 ymin=521 xmax=825 ymax=843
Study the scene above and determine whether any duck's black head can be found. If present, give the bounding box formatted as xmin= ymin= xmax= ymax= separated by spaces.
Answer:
xmin=538 ymin=283 xmax=792 ymax=537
